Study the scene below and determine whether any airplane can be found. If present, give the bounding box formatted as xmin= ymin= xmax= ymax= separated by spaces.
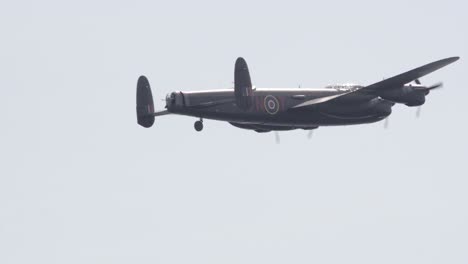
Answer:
xmin=136 ymin=56 xmax=459 ymax=134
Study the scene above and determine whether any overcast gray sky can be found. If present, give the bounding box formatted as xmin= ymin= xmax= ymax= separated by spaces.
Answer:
xmin=1 ymin=1 xmax=467 ymax=264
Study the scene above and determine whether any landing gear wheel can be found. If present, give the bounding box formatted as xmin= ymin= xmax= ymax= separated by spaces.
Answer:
xmin=194 ymin=120 xmax=203 ymax=132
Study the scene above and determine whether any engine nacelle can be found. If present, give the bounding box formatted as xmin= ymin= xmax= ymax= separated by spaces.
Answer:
xmin=379 ymin=86 xmax=426 ymax=106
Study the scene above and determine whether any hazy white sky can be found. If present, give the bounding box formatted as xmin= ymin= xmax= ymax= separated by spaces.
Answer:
xmin=0 ymin=1 xmax=467 ymax=264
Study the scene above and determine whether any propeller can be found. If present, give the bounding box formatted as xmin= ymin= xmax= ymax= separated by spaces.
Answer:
xmin=307 ymin=130 xmax=314 ymax=139
xmin=414 ymin=80 xmax=443 ymax=118
xmin=274 ymin=131 xmax=280 ymax=144
xmin=415 ymin=79 xmax=443 ymax=91
xmin=384 ymin=117 xmax=390 ymax=129
xmin=416 ymin=106 xmax=422 ymax=118
xmin=427 ymin=82 xmax=443 ymax=90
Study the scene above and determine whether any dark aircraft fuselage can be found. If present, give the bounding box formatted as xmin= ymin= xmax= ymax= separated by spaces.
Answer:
xmin=136 ymin=56 xmax=459 ymax=132
xmin=165 ymin=86 xmax=393 ymax=129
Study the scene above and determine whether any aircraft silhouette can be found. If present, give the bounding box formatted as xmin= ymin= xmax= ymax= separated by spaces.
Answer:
xmin=137 ymin=56 xmax=459 ymax=133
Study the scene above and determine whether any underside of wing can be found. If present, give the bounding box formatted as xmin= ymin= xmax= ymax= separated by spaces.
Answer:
xmin=362 ymin=57 xmax=459 ymax=92
xmin=290 ymin=92 xmax=355 ymax=108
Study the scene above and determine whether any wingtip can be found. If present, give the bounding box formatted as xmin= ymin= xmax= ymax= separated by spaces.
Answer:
xmin=448 ymin=56 xmax=460 ymax=62
xmin=435 ymin=56 xmax=460 ymax=66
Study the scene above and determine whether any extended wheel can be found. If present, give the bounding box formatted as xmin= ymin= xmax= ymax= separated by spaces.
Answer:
xmin=194 ymin=120 xmax=203 ymax=131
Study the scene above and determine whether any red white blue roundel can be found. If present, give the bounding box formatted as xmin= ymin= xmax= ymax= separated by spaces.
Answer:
xmin=264 ymin=95 xmax=280 ymax=115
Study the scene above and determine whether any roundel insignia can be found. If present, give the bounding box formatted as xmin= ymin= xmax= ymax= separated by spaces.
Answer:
xmin=264 ymin=95 xmax=280 ymax=115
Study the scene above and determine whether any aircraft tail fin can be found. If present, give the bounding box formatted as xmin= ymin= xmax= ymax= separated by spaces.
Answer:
xmin=136 ymin=75 xmax=155 ymax=128
xmin=234 ymin=57 xmax=254 ymax=110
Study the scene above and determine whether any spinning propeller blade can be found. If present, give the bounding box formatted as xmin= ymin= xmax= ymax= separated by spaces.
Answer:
xmin=275 ymin=132 xmax=280 ymax=144
xmin=427 ymin=82 xmax=443 ymax=90
xmin=416 ymin=106 xmax=422 ymax=118
xmin=415 ymin=80 xmax=443 ymax=118
xmin=384 ymin=117 xmax=390 ymax=129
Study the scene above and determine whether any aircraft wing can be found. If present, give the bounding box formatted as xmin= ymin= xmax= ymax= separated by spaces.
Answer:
xmin=293 ymin=57 xmax=459 ymax=109
xmin=362 ymin=57 xmax=459 ymax=92
xmin=290 ymin=90 xmax=360 ymax=108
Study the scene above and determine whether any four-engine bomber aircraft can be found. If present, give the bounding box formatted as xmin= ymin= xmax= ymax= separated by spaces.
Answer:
xmin=136 ymin=56 xmax=459 ymax=133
